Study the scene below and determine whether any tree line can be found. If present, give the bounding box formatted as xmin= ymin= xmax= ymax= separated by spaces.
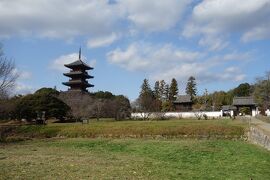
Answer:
xmin=135 ymin=74 xmax=270 ymax=114
xmin=192 ymin=75 xmax=269 ymax=114
xmin=134 ymin=76 xmax=197 ymax=112
xmin=0 ymin=87 xmax=131 ymax=121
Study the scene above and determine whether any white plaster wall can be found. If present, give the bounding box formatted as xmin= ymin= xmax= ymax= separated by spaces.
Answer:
xmin=252 ymin=107 xmax=259 ymax=117
xmin=266 ymin=109 xmax=270 ymax=117
xmin=230 ymin=110 xmax=234 ymax=117
xmin=252 ymin=109 xmax=256 ymax=117
xmin=131 ymin=111 xmax=223 ymax=119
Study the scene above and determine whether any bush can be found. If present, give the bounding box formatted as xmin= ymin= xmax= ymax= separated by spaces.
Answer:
xmin=239 ymin=107 xmax=251 ymax=115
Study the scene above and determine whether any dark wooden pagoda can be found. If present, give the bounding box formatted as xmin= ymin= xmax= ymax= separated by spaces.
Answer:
xmin=62 ymin=49 xmax=94 ymax=92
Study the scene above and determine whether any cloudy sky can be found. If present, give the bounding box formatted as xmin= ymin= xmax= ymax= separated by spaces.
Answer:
xmin=1 ymin=0 xmax=270 ymax=100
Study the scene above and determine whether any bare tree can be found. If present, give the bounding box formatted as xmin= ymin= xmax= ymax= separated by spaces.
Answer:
xmin=254 ymin=71 xmax=270 ymax=112
xmin=0 ymin=47 xmax=18 ymax=98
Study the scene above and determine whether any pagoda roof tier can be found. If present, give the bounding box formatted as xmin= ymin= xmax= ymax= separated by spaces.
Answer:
xmin=63 ymin=71 xmax=94 ymax=79
xmin=62 ymin=80 xmax=94 ymax=87
xmin=64 ymin=60 xmax=94 ymax=70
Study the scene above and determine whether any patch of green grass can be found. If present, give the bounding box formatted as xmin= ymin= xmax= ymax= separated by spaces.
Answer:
xmin=0 ymin=138 xmax=269 ymax=179
xmin=5 ymin=119 xmax=247 ymax=140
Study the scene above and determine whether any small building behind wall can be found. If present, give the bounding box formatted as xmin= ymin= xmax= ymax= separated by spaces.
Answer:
xmin=232 ymin=97 xmax=258 ymax=116
xmin=222 ymin=105 xmax=237 ymax=117
xmin=173 ymin=95 xmax=193 ymax=112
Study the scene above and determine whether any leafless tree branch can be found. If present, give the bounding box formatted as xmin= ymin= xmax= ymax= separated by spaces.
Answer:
xmin=0 ymin=57 xmax=18 ymax=98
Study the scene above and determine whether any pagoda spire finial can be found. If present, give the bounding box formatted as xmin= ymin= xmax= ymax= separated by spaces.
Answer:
xmin=79 ymin=47 xmax=81 ymax=60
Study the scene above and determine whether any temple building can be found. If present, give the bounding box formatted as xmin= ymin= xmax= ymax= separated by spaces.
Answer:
xmin=62 ymin=49 xmax=94 ymax=92
xmin=173 ymin=95 xmax=193 ymax=112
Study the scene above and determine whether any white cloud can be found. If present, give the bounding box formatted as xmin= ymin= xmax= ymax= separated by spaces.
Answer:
xmin=118 ymin=0 xmax=190 ymax=32
xmin=0 ymin=0 xmax=191 ymax=41
xmin=183 ymin=0 xmax=270 ymax=48
xmin=0 ymin=0 xmax=122 ymax=39
xmin=14 ymin=83 xmax=35 ymax=95
xmin=50 ymin=53 xmax=90 ymax=72
xmin=242 ymin=26 xmax=270 ymax=42
xmin=12 ymin=68 xmax=32 ymax=80
xmin=198 ymin=36 xmax=229 ymax=51
xmin=87 ymin=33 xmax=119 ymax=48
xmin=107 ymin=42 xmax=247 ymax=84
xmin=107 ymin=42 xmax=202 ymax=71
xmin=89 ymin=59 xmax=97 ymax=67
xmin=223 ymin=52 xmax=251 ymax=61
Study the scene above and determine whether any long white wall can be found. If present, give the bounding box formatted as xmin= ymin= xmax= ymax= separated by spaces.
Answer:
xmin=266 ymin=109 xmax=270 ymax=117
xmin=132 ymin=111 xmax=223 ymax=119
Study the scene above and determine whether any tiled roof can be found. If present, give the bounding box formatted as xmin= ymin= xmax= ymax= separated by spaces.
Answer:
xmin=222 ymin=105 xmax=237 ymax=111
xmin=63 ymin=71 xmax=93 ymax=78
xmin=232 ymin=97 xmax=256 ymax=106
xmin=174 ymin=95 xmax=192 ymax=103
xmin=62 ymin=80 xmax=94 ymax=87
xmin=64 ymin=60 xmax=93 ymax=70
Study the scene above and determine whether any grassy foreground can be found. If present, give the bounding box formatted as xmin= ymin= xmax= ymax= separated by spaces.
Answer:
xmin=1 ymin=138 xmax=270 ymax=179
xmin=2 ymin=119 xmax=247 ymax=140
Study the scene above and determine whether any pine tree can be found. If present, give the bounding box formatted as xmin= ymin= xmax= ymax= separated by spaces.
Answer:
xmin=185 ymin=76 xmax=197 ymax=100
xmin=169 ymin=78 xmax=178 ymax=101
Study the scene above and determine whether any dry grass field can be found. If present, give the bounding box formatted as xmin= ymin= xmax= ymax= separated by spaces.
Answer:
xmin=1 ymin=119 xmax=246 ymax=141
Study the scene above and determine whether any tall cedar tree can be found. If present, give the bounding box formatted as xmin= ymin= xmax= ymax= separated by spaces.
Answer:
xmin=185 ymin=76 xmax=197 ymax=100
xmin=139 ymin=79 xmax=152 ymax=96
xmin=159 ymin=80 xmax=166 ymax=100
xmin=153 ymin=81 xmax=160 ymax=99
xmin=169 ymin=78 xmax=178 ymax=101
xmin=139 ymin=79 xmax=155 ymax=111
xmin=164 ymin=84 xmax=170 ymax=101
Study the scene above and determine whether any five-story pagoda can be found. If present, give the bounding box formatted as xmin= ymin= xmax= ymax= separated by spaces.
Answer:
xmin=63 ymin=49 xmax=94 ymax=92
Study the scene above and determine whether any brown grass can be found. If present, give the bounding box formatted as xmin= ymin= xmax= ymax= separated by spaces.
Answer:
xmin=1 ymin=119 xmax=247 ymax=141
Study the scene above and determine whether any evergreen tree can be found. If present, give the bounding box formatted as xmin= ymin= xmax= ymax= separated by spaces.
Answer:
xmin=169 ymin=78 xmax=178 ymax=101
xmin=233 ymin=83 xmax=251 ymax=97
xmin=138 ymin=79 xmax=155 ymax=111
xmin=185 ymin=76 xmax=197 ymax=100
xmin=15 ymin=89 xmax=70 ymax=120
xmin=164 ymin=84 xmax=170 ymax=101
xmin=159 ymin=80 xmax=166 ymax=100
xmin=139 ymin=79 xmax=152 ymax=96
xmin=153 ymin=81 xmax=160 ymax=99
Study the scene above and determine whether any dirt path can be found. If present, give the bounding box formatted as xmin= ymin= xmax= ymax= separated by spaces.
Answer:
xmin=251 ymin=117 xmax=270 ymax=135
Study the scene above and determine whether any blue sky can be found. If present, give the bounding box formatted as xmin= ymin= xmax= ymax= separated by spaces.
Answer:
xmin=1 ymin=0 xmax=270 ymax=100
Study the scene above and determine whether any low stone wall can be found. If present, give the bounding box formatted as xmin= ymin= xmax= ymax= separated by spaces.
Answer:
xmin=249 ymin=126 xmax=270 ymax=150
